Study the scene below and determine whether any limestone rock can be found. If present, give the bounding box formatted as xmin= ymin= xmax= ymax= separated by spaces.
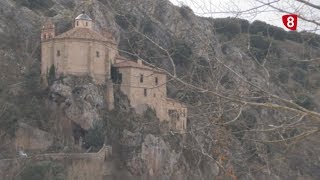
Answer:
xmin=49 ymin=78 xmax=105 ymax=130
xmin=125 ymin=134 xmax=181 ymax=177
xmin=50 ymin=83 xmax=72 ymax=97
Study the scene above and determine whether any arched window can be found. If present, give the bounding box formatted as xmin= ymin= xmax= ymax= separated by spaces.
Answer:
xmin=43 ymin=34 xmax=47 ymax=39
xmin=96 ymin=51 xmax=100 ymax=58
xmin=57 ymin=50 xmax=60 ymax=57
xmin=140 ymin=74 xmax=144 ymax=83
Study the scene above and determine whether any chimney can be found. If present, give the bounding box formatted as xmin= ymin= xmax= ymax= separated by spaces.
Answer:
xmin=137 ymin=59 xmax=142 ymax=66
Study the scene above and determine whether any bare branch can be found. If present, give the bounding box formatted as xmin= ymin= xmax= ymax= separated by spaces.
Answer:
xmin=297 ymin=0 xmax=320 ymax=10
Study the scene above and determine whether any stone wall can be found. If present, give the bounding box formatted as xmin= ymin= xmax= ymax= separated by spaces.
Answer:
xmin=0 ymin=146 xmax=113 ymax=180
xmin=118 ymin=67 xmax=168 ymax=120
xmin=165 ymin=99 xmax=187 ymax=132
xmin=41 ymin=38 xmax=113 ymax=84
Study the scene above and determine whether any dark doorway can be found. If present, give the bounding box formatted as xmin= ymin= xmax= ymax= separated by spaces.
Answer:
xmin=111 ymin=66 xmax=122 ymax=84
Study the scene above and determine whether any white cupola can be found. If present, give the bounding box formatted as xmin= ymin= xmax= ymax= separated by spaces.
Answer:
xmin=75 ymin=11 xmax=93 ymax=29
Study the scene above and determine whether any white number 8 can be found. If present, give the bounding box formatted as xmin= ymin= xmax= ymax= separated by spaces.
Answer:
xmin=287 ymin=16 xmax=295 ymax=28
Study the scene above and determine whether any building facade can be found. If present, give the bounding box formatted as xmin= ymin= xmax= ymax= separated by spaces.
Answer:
xmin=41 ymin=12 xmax=187 ymax=132
xmin=41 ymin=12 xmax=117 ymax=84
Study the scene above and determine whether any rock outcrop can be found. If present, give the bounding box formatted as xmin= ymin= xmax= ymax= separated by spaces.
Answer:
xmin=49 ymin=76 xmax=106 ymax=130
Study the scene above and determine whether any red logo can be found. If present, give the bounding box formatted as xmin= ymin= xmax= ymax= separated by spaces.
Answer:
xmin=282 ymin=14 xmax=298 ymax=30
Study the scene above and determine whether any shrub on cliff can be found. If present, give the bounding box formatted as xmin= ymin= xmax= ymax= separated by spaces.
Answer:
xmin=84 ymin=121 xmax=105 ymax=150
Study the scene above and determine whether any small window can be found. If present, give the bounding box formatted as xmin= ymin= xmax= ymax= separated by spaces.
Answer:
xmin=144 ymin=89 xmax=147 ymax=97
xmin=155 ymin=77 xmax=158 ymax=85
xmin=96 ymin=51 xmax=100 ymax=58
xmin=57 ymin=50 xmax=60 ymax=57
xmin=140 ymin=74 xmax=144 ymax=83
xmin=76 ymin=21 xmax=79 ymax=26
xmin=86 ymin=22 xmax=88 ymax=26
xmin=43 ymin=34 xmax=46 ymax=39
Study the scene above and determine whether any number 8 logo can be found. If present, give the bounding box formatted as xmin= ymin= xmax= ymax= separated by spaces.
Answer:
xmin=287 ymin=16 xmax=295 ymax=28
xmin=282 ymin=14 xmax=298 ymax=30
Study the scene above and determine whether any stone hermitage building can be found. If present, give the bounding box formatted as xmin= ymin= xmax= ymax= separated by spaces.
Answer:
xmin=41 ymin=12 xmax=187 ymax=132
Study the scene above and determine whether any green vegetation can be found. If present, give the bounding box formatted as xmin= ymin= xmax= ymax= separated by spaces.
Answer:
xmin=0 ymin=103 xmax=18 ymax=137
xmin=171 ymin=39 xmax=193 ymax=66
xmin=0 ymin=64 xmax=49 ymax=136
xmin=179 ymin=5 xmax=193 ymax=20
xmin=143 ymin=107 xmax=157 ymax=121
xmin=13 ymin=0 xmax=54 ymax=10
xmin=142 ymin=19 xmax=154 ymax=34
xmin=47 ymin=65 xmax=55 ymax=85
xmin=295 ymin=94 xmax=315 ymax=110
xmin=213 ymin=18 xmax=250 ymax=39
xmin=292 ymin=68 xmax=307 ymax=85
xmin=287 ymin=31 xmax=303 ymax=43
xmin=20 ymin=161 xmax=65 ymax=180
xmin=212 ymin=18 xmax=320 ymax=47
xmin=84 ymin=121 xmax=105 ymax=150
xmin=278 ymin=69 xmax=290 ymax=84
xmin=115 ymin=14 xmax=137 ymax=30
xmin=249 ymin=35 xmax=280 ymax=62
xmin=249 ymin=20 xmax=287 ymax=40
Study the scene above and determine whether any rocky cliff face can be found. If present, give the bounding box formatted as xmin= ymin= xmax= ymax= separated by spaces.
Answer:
xmin=0 ymin=0 xmax=320 ymax=179
xmin=50 ymin=76 xmax=106 ymax=130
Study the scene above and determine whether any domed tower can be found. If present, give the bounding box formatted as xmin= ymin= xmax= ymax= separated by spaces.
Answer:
xmin=40 ymin=11 xmax=118 ymax=86
xmin=75 ymin=11 xmax=93 ymax=29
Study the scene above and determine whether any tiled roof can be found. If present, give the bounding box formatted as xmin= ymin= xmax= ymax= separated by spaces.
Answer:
xmin=113 ymin=57 xmax=166 ymax=74
xmin=55 ymin=28 xmax=112 ymax=42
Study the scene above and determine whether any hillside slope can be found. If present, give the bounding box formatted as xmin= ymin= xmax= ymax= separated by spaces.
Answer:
xmin=0 ymin=0 xmax=320 ymax=179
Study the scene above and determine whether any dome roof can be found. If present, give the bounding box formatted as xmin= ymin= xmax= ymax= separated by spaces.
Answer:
xmin=75 ymin=11 xmax=92 ymax=21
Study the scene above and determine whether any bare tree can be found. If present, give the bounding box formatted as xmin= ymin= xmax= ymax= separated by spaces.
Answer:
xmin=104 ymin=0 xmax=320 ymax=178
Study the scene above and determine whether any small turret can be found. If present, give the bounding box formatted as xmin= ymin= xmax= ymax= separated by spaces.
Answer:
xmin=75 ymin=11 xmax=93 ymax=29
xmin=41 ymin=21 xmax=55 ymax=41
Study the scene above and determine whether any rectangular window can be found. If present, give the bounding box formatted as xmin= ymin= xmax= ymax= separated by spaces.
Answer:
xmin=144 ymin=89 xmax=147 ymax=97
xmin=155 ymin=77 xmax=158 ymax=85
xmin=57 ymin=50 xmax=60 ymax=57
xmin=140 ymin=74 xmax=144 ymax=83
xmin=96 ymin=51 xmax=100 ymax=58
xmin=76 ymin=21 xmax=79 ymax=26
xmin=86 ymin=22 xmax=88 ymax=26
